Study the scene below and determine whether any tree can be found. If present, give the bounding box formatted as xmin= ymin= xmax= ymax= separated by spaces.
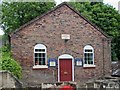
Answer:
xmin=69 ymin=1 xmax=120 ymax=61
xmin=2 ymin=1 xmax=55 ymax=34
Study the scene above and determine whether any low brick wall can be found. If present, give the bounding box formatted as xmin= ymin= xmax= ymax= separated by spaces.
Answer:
xmin=86 ymin=76 xmax=120 ymax=89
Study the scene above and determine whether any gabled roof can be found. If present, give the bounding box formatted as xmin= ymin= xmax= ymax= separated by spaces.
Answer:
xmin=10 ymin=2 xmax=111 ymax=40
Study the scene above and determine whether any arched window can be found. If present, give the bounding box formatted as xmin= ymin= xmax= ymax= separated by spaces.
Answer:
xmin=34 ymin=44 xmax=47 ymax=66
xmin=84 ymin=45 xmax=94 ymax=65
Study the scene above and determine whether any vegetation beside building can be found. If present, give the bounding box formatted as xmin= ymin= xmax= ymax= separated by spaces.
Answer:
xmin=0 ymin=45 xmax=22 ymax=79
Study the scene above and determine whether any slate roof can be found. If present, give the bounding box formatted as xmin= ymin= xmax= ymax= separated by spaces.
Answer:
xmin=10 ymin=2 xmax=111 ymax=40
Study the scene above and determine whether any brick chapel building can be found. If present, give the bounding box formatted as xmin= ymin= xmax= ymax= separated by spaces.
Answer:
xmin=10 ymin=2 xmax=111 ymax=86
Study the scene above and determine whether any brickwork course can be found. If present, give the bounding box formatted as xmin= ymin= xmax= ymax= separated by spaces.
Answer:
xmin=10 ymin=2 xmax=111 ymax=87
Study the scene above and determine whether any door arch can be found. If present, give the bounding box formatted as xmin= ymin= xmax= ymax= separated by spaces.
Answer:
xmin=58 ymin=54 xmax=74 ymax=82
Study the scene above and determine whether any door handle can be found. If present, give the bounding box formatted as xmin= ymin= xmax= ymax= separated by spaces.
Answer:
xmin=64 ymin=71 xmax=68 ymax=75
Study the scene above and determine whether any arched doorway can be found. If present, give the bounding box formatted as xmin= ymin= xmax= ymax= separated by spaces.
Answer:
xmin=58 ymin=54 xmax=74 ymax=82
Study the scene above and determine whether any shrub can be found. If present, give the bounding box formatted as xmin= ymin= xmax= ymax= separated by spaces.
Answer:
xmin=0 ymin=45 xmax=22 ymax=79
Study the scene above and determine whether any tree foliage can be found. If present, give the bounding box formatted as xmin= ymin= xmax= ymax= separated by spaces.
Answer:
xmin=69 ymin=1 xmax=120 ymax=61
xmin=2 ymin=1 xmax=55 ymax=34
xmin=0 ymin=45 xmax=22 ymax=79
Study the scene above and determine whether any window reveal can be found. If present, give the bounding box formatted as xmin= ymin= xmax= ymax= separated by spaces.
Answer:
xmin=34 ymin=44 xmax=47 ymax=66
xmin=84 ymin=45 xmax=94 ymax=65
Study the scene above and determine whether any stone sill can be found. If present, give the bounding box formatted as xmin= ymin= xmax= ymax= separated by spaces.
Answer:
xmin=32 ymin=65 xmax=48 ymax=70
xmin=83 ymin=64 xmax=96 ymax=69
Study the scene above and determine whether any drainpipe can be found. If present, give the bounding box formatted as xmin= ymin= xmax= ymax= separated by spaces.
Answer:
xmin=108 ymin=39 xmax=112 ymax=75
xmin=102 ymin=38 xmax=105 ymax=78
xmin=102 ymin=38 xmax=111 ymax=77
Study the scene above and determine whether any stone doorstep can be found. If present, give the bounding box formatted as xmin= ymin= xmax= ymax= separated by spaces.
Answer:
xmin=42 ymin=82 xmax=77 ymax=89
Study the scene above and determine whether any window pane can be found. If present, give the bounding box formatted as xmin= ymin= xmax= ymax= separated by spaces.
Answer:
xmin=41 ymin=53 xmax=44 ymax=57
xmin=35 ymin=53 xmax=37 ymax=57
xmin=88 ymin=60 xmax=93 ymax=64
xmin=85 ymin=59 xmax=87 ymax=64
xmin=39 ymin=58 xmax=45 ymax=65
xmin=85 ymin=53 xmax=87 ymax=57
xmin=35 ymin=49 xmax=39 ymax=52
xmin=90 ymin=61 xmax=93 ymax=64
xmin=39 ymin=58 xmax=42 ymax=65
xmin=39 ymin=53 xmax=42 ymax=57
xmin=85 ymin=49 xmax=92 ymax=52
xmin=40 ymin=49 xmax=45 ymax=52
xmin=42 ymin=53 xmax=45 ymax=57
xmin=35 ymin=58 xmax=39 ymax=65
xmin=35 ymin=53 xmax=39 ymax=58
xmin=84 ymin=52 xmax=93 ymax=64
xmin=88 ymin=60 xmax=90 ymax=64
xmin=43 ymin=58 xmax=45 ymax=65
xmin=90 ymin=53 xmax=93 ymax=57
xmin=35 ymin=49 xmax=45 ymax=52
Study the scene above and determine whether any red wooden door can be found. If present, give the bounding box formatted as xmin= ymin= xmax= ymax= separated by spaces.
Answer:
xmin=59 ymin=59 xmax=72 ymax=81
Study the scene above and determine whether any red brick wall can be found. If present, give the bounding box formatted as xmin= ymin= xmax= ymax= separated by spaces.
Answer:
xmin=10 ymin=5 xmax=111 ymax=86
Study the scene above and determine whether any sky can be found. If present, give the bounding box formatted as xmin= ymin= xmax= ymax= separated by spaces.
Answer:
xmin=0 ymin=0 xmax=120 ymax=35
xmin=55 ymin=0 xmax=120 ymax=10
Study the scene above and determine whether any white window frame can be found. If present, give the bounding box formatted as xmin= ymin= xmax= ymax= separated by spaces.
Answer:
xmin=33 ymin=44 xmax=48 ymax=69
xmin=83 ymin=45 xmax=96 ymax=67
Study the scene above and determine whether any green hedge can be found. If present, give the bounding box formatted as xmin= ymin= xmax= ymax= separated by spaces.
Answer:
xmin=0 ymin=45 xmax=22 ymax=79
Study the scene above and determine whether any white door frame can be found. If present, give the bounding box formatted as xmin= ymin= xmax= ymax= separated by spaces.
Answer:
xmin=58 ymin=54 xmax=74 ymax=82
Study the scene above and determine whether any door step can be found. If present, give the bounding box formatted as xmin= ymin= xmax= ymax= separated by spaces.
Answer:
xmin=42 ymin=82 xmax=77 ymax=89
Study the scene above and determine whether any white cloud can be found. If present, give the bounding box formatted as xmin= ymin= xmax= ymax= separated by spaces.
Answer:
xmin=103 ymin=0 xmax=120 ymax=10
xmin=55 ymin=0 xmax=120 ymax=10
xmin=55 ymin=0 xmax=70 ymax=5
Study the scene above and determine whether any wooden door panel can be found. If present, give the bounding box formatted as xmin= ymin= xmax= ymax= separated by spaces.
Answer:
xmin=59 ymin=59 xmax=72 ymax=81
